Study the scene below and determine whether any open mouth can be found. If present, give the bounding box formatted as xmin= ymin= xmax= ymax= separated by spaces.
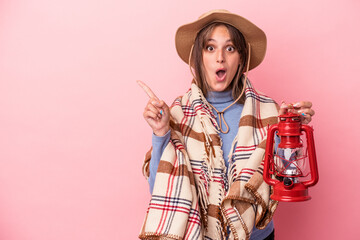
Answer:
xmin=216 ymin=69 xmax=226 ymax=80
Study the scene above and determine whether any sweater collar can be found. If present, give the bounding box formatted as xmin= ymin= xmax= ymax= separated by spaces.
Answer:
xmin=206 ymin=90 xmax=233 ymax=104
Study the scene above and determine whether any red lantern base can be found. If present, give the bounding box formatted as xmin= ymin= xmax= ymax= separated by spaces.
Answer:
xmin=271 ymin=182 xmax=311 ymax=202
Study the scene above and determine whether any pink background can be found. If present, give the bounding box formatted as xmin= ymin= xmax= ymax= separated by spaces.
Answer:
xmin=0 ymin=0 xmax=359 ymax=239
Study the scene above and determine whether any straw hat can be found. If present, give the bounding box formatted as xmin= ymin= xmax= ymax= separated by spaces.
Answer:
xmin=175 ymin=9 xmax=267 ymax=71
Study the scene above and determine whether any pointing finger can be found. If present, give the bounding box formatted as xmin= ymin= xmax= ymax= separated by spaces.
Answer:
xmin=137 ymin=80 xmax=159 ymax=100
xmin=293 ymin=101 xmax=312 ymax=109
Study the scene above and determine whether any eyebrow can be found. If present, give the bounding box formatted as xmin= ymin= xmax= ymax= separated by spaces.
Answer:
xmin=207 ymin=38 xmax=233 ymax=43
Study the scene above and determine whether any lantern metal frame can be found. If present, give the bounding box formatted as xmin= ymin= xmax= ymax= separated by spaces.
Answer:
xmin=263 ymin=112 xmax=319 ymax=202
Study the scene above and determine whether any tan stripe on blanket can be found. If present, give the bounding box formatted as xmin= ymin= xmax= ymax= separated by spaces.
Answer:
xmin=239 ymin=116 xmax=278 ymax=128
xmin=208 ymin=204 xmax=221 ymax=218
xmin=234 ymin=200 xmax=252 ymax=216
xmin=172 ymin=123 xmax=221 ymax=145
xmin=157 ymin=160 xmax=195 ymax=186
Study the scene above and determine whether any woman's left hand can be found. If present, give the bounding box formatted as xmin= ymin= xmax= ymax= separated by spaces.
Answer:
xmin=279 ymin=101 xmax=315 ymax=124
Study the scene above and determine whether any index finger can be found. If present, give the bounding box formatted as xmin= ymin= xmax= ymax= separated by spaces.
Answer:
xmin=293 ymin=101 xmax=312 ymax=109
xmin=136 ymin=80 xmax=159 ymax=100
xmin=278 ymin=102 xmax=289 ymax=115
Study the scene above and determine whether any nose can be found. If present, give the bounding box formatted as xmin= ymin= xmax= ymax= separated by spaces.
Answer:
xmin=216 ymin=50 xmax=225 ymax=63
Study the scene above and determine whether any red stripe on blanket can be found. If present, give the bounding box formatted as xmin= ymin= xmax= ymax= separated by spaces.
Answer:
xmin=149 ymin=204 xmax=191 ymax=215
xmin=157 ymin=156 xmax=179 ymax=233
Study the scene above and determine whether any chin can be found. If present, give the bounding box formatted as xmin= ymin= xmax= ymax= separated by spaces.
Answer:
xmin=212 ymin=88 xmax=226 ymax=92
xmin=210 ymin=83 xmax=231 ymax=92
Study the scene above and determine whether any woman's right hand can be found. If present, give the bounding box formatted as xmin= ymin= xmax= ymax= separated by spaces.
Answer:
xmin=143 ymin=98 xmax=170 ymax=136
xmin=137 ymin=80 xmax=170 ymax=136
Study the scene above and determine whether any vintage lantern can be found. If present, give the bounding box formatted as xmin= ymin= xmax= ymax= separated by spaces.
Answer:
xmin=263 ymin=111 xmax=319 ymax=202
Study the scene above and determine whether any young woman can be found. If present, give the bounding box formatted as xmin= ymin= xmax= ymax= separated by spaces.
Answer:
xmin=138 ymin=10 xmax=314 ymax=240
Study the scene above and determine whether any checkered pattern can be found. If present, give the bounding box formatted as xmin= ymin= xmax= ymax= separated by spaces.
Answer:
xmin=140 ymin=80 xmax=279 ymax=240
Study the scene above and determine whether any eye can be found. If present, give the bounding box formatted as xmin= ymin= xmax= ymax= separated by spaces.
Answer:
xmin=206 ymin=45 xmax=214 ymax=51
xmin=226 ymin=46 xmax=235 ymax=52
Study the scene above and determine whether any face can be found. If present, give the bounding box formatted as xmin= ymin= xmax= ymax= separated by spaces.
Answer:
xmin=202 ymin=25 xmax=241 ymax=92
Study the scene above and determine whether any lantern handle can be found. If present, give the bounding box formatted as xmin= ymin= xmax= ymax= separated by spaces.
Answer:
xmin=301 ymin=125 xmax=319 ymax=187
xmin=263 ymin=124 xmax=279 ymax=186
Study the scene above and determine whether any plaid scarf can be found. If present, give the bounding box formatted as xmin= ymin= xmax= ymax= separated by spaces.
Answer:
xmin=139 ymin=80 xmax=279 ymax=240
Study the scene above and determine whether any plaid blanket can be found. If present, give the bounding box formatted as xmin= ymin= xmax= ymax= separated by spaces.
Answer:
xmin=139 ymin=80 xmax=279 ymax=240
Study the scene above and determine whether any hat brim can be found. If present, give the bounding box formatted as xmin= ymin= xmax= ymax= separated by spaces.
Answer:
xmin=175 ymin=11 xmax=267 ymax=71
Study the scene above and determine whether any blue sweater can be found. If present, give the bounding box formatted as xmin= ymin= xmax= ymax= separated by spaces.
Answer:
xmin=148 ymin=90 xmax=274 ymax=240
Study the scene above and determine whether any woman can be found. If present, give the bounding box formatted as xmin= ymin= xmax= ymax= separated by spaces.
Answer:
xmin=138 ymin=10 xmax=314 ymax=240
